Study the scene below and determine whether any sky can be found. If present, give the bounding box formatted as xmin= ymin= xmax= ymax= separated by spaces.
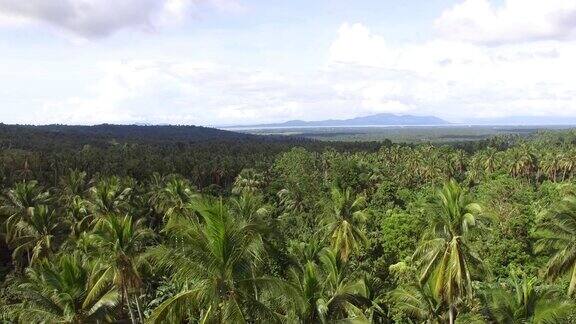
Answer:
xmin=1 ymin=0 xmax=576 ymax=125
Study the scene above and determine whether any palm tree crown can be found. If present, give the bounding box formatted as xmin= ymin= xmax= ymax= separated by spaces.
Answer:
xmin=324 ymin=186 xmax=368 ymax=262
xmin=146 ymin=197 xmax=280 ymax=323
xmin=535 ymin=193 xmax=576 ymax=296
xmin=412 ymin=180 xmax=483 ymax=323
xmin=6 ymin=254 xmax=119 ymax=323
xmin=482 ymin=268 xmax=574 ymax=323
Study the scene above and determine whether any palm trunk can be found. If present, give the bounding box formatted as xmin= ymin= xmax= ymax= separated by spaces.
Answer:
xmin=449 ymin=305 xmax=454 ymax=324
xmin=125 ymin=286 xmax=136 ymax=324
xmin=135 ymin=294 xmax=144 ymax=323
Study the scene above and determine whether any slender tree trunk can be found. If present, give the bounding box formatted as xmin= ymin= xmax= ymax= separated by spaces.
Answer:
xmin=449 ymin=305 xmax=454 ymax=324
xmin=125 ymin=286 xmax=136 ymax=324
xmin=135 ymin=294 xmax=144 ymax=323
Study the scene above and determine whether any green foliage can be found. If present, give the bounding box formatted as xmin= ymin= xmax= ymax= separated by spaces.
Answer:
xmin=378 ymin=210 xmax=427 ymax=264
xmin=4 ymin=253 xmax=119 ymax=323
xmin=472 ymin=175 xmax=539 ymax=276
xmin=481 ymin=268 xmax=574 ymax=323
xmin=0 ymin=126 xmax=576 ymax=323
xmin=535 ymin=193 xmax=576 ymax=297
xmin=323 ymin=186 xmax=369 ymax=262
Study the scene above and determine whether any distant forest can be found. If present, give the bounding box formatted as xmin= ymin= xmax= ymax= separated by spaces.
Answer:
xmin=0 ymin=124 xmax=382 ymax=190
xmin=1 ymin=124 xmax=576 ymax=323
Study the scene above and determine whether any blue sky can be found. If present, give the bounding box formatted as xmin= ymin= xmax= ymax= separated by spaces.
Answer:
xmin=0 ymin=0 xmax=575 ymax=125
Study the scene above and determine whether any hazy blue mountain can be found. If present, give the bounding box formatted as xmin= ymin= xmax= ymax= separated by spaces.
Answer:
xmin=228 ymin=113 xmax=449 ymax=128
xmin=466 ymin=116 xmax=576 ymax=125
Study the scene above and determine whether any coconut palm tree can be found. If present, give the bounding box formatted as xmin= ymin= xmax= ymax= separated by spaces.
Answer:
xmin=509 ymin=145 xmax=538 ymax=180
xmin=59 ymin=169 xmax=89 ymax=199
xmin=232 ymin=168 xmax=264 ymax=195
xmin=150 ymin=175 xmax=196 ymax=221
xmin=481 ymin=147 xmax=500 ymax=174
xmin=88 ymin=176 xmax=131 ymax=217
xmin=286 ymin=248 xmax=369 ymax=323
xmin=449 ymin=150 xmax=467 ymax=177
xmin=558 ymin=149 xmax=576 ymax=181
xmin=277 ymin=188 xmax=306 ymax=216
xmin=412 ymin=180 xmax=484 ymax=324
xmin=5 ymin=254 xmax=119 ymax=323
xmin=89 ymin=214 xmax=153 ymax=323
xmin=5 ymin=205 xmax=66 ymax=265
xmin=362 ymin=274 xmax=389 ymax=323
xmin=535 ymin=194 xmax=576 ymax=296
xmin=287 ymin=238 xmax=325 ymax=267
xmin=540 ymin=152 xmax=561 ymax=182
xmin=482 ymin=268 xmax=574 ymax=323
xmin=391 ymin=280 xmax=446 ymax=324
xmin=323 ymin=186 xmax=368 ymax=262
xmin=1 ymin=180 xmax=50 ymax=218
xmin=64 ymin=195 xmax=92 ymax=240
xmin=146 ymin=198 xmax=282 ymax=323
xmin=229 ymin=192 xmax=269 ymax=222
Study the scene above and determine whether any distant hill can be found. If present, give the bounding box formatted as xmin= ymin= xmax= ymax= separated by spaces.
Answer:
xmin=466 ymin=116 xmax=576 ymax=126
xmin=0 ymin=124 xmax=257 ymax=145
xmin=228 ymin=113 xmax=450 ymax=128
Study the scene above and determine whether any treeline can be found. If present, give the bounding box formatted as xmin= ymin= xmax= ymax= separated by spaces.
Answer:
xmin=0 ymin=127 xmax=576 ymax=322
xmin=0 ymin=124 xmax=383 ymax=189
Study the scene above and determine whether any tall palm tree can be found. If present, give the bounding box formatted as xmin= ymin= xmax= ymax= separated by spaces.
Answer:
xmin=509 ymin=145 xmax=538 ymax=180
xmin=449 ymin=150 xmax=467 ymax=177
xmin=465 ymin=155 xmax=484 ymax=186
xmin=59 ymin=169 xmax=89 ymax=200
xmin=481 ymin=147 xmax=500 ymax=174
xmin=535 ymin=194 xmax=576 ymax=296
xmin=286 ymin=248 xmax=369 ymax=323
xmin=1 ymin=180 xmax=50 ymax=218
xmin=89 ymin=214 xmax=153 ymax=323
xmin=5 ymin=205 xmax=66 ymax=265
xmin=88 ymin=176 xmax=131 ymax=217
xmin=277 ymin=188 xmax=306 ymax=216
xmin=540 ymin=153 xmax=561 ymax=182
xmin=482 ymin=268 xmax=574 ymax=323
xmin=558 ymin=149 xmax=576 ymax=181
xmin=412 ymin=180 xmax=483 ymax=324
xmin=232 ymin=168 xmax=264 ymax=195
xmin=64 ymin=195 xmax=91 ymax=240
xmin=5 ymin=254 xmax=119 ymax=323
xmin=391 ymin=280 xmax=446 ymax=324
xmin=323 ymin=186 xmax=368 ymax=262
xmin=230 ymin=192 xmax=269 ymax=222
xmin=146 ymin=198 xmax=282 ymax=323
xmin=149 ymin=175 xmax=196 ymax=221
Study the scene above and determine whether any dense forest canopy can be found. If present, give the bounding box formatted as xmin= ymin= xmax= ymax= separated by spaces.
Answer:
xmin=1 ymin=124 xmax=576 ymax=323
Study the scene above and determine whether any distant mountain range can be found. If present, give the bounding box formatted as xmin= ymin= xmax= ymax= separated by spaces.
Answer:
xmin=227 ymin=113 xmax=450 ymax=128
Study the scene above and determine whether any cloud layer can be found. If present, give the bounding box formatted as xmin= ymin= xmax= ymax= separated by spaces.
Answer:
xmin=435 ymin=0 xmax=576 ymax=44
xmin=328 ymin=21 xmax=576 ymax=120
xmin=2 ymin=0 xmax=576 ymax=125
xmin=0 ymin=0 xmax=240 ymax=38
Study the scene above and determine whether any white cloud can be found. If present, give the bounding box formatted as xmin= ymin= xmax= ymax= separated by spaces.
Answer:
xmin=34 ymin=59 xmax=346 ymax=125
xmin=329 ymin=23 xmax=396 ymax=67
xmin=327 ymin=22 xmax=576 ymax=121
xmin=33 ymin=20 xmax=576 ymax=125
xmin=435 ymin=0 xmax=576 ymax=44
xmin=4 ymin=1 xmax=576 ymax=125
xmin=0 ymin=0 xmax=242 ymax=38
